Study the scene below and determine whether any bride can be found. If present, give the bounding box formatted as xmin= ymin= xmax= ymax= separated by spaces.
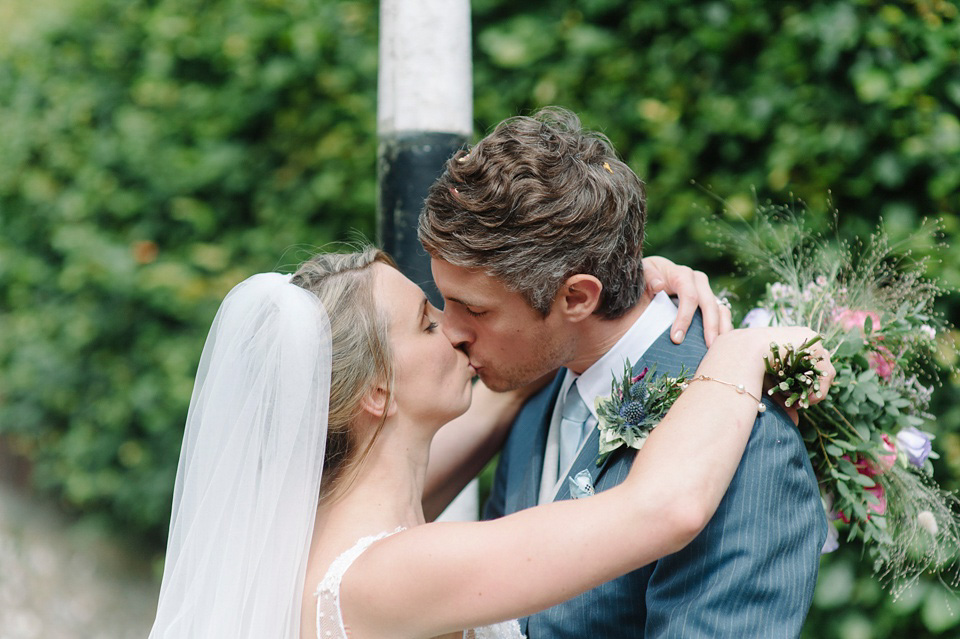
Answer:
xmin=148 ymin=248 xmax=833 ymax=639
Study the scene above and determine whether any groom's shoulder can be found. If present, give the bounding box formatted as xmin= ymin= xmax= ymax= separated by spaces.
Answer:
xmin=642 ymin=310 xmax=708 ymax=374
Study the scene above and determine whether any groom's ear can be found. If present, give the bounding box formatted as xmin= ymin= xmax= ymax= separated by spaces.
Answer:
xmin=557 ymin=274 xmax=603 ymax=322
xmin=360 ymin=385 xmax=398 ymax=420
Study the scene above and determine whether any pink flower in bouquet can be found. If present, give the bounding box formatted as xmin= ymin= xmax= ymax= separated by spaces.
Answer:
xmin=877 ymin=434 xmax=897 ymax=472
xmin=865 ymin=483 xmax=887 ymax=516
xmin=835 ymin=480 xmax=887 ymax=523
xmin=869 ymin=345 xmax=895 ymax=381
xmin=845 ymin=437 xmax=895 ymax=478
xmin=834 ymin=308 xmax=881 ymax=334
xmin=836 ymin=447 xmax=892 ymax=523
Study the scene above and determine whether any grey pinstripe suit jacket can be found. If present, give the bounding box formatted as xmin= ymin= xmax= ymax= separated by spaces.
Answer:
xmin=484 ymin=314 xmax=826 ymax=638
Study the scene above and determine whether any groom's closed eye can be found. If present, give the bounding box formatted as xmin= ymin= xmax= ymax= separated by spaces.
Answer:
xmin=445 ymin=296 xmax=488 ymax=319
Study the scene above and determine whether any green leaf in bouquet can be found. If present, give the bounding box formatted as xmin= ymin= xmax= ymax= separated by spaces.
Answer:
xmin=825 ymin=444 xmax=844 ymax=457
xmin=846 ymin=523 xmax=861 ymax=543
xmin=851 ymin=500 xmax=870 ymax=521
xmin=854 ymin=423 xmax=872 ymax=440
xmin=853 ymin=473 xmax=878 ymax=487
xmin=833 ymin=439 xmax=863 ymax=452
xmin=834 ymin=333 xmax=864 ymax=358
xmin=831 ymin=469 xmax=852 ymax=481
xmin=836 ymin=478 xmax=854 ymax=499
xmin=838 ymin=458 xmax=861 ymax=478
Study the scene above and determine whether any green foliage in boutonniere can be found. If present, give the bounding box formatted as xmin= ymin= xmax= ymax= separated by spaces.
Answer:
xmin=594 ymin=361 xmax=689 ymax=464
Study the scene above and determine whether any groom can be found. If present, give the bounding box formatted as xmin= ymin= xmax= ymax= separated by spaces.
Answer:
xmin=419 ymin=107 xmax=826 ymax=638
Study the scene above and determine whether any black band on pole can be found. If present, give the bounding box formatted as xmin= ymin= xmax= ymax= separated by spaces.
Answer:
xmin=378 ymin=131 xmax=466 ymax=306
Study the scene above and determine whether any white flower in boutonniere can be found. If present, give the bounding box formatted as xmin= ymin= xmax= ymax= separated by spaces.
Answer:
xmin=594 ymin=360 xmax=690 ymax=465
xmin=567 ymin=469 xmax=596 ymax=499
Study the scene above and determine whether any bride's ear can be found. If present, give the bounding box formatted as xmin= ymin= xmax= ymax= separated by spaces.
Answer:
xmin=556 ymin=274 xmax=603 ymax=322
xmin=360 ymin=385 xmax=398 ymax=420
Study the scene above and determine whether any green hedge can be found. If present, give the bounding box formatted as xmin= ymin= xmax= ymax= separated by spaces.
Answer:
xmin=0 ymin=0 xmax=379 ymax=541
xmin=1 ymin=0 xmax=958 ymax=635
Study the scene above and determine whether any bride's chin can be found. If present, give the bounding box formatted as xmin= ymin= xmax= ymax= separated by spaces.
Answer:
xmin=424 ymin=382 xmax=474 ymax=433
xmin=444 ymin=388 xmax=473 ymax=426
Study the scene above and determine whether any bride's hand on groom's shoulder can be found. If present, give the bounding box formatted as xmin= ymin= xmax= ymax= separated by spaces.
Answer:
xmin=642 ymin=256 xmax=734 ymax=347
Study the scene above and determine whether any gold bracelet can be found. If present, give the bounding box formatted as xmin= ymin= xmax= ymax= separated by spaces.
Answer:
xmin=682 ymin=375 xmax=767 ymax=413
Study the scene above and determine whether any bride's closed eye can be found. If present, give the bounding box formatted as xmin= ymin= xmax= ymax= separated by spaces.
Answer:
xmin=421 ymin=298 xmax=441 ymax=332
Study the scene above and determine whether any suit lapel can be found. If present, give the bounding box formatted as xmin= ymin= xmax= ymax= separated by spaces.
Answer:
xmin=552 ymin=321 xmax=689 ymax=502
xmin=508 ymin=371 xmax=565 ymax=514
xmin=551 ymin=416 xmax=614 ymax=502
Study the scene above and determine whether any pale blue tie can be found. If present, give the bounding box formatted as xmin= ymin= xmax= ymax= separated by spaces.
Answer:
xmin=558 ymin=382 xmax=591 ymax=476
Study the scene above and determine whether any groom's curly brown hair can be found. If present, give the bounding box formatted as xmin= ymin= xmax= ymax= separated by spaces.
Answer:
xmin=418 ymin=106 xmax=647 ymax=319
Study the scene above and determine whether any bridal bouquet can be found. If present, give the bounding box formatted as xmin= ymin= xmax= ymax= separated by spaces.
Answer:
xmin=592 ymin=203 xmax=957 ymax=591
xmin=716 ymin=208 xmax=958 ymax=594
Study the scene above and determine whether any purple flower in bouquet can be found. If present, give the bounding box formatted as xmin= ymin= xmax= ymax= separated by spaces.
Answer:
xmin=897 ymin=427 xmax=933 ymax=468
xmin=742 ymin=307 xmax=774 ymax=328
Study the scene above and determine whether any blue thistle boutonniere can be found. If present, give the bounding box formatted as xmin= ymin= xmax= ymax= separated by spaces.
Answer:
xmin=594 ymin=360 xmax=689 ymax=464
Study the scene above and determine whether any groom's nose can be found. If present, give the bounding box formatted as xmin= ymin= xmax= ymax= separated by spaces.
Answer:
xmin=440 ymin=313 xmax=472 ymax=350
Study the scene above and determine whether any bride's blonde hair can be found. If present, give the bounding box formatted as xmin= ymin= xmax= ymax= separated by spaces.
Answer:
xmin=291 ymin=246 xmax=397 ymax=500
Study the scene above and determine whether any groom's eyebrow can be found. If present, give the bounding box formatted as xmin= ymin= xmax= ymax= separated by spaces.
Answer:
xmin=445 ymin=296 xmax=479 ymax=308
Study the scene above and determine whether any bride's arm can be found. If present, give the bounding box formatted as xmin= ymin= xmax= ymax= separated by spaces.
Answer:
xmin=346 ymin=327 xmax=833 ymax=638
xmin=422 ymin=256 xmax=732 ymax=519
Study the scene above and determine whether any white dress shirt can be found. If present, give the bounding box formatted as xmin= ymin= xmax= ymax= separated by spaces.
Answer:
xmin=538 ymin=292 xmax=678 ymax=504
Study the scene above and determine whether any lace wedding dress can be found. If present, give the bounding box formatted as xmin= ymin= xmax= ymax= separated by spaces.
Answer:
xmin=315 ymin=528 xmax=525 ymax=639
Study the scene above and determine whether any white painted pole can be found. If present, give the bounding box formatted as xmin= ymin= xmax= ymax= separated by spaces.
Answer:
xmin=378 ymin=0 xmax=472 ymax=138
xmin=377 ymin=0 xmax=479 ymax=522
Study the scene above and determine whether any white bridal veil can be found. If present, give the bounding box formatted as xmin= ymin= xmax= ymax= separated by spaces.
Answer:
xmin=149 ymin=273 xmax=331 ymax=638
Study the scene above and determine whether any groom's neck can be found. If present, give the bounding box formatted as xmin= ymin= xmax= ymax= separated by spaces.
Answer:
xmin=564 ymin=290 xmax=654 ymax=375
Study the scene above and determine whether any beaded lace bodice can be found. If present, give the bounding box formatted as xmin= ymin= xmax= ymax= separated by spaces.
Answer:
xmin=314 ymin=528 xmax=525 ymax=639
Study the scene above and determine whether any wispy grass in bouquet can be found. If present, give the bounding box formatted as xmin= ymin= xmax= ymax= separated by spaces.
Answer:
xmin=713 ymin=202 xmax=958 ymax=595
